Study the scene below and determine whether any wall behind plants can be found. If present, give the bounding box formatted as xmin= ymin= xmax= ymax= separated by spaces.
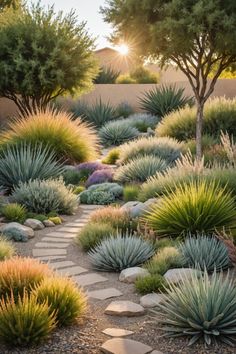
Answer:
xmin=0 ymin=79 xmax=236 ymax=120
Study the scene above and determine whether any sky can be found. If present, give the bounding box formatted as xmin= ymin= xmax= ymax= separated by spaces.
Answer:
xmin=30 ymin=0 xmax=112 ymax=49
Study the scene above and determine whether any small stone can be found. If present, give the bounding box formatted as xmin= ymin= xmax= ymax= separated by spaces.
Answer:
xmin=119 ymin=267 xmax=149 ymax=283
xmin=102 ymin=328 xmax=133 ymax=337
xmin=164 ymin=268 xmax=201 ymax=284
xmin=43 ymin=220 xmax=55 ymax=227
xmin=140 ymin=293 xmax=165 ymax=308
xmin=0 ymin=222 xmax=34 ymax=239
xmin=101 ymin=338 xmax=152 ymax=354
xmin=105 ymin=301 xmax=145 ymax=317
xmin=74 ymin=273 xmax=108 ymax=287
xmin=24 ymin=218 xmax=45 ymax=230
xmin=87 ymin=288 xmax=122 ymax=300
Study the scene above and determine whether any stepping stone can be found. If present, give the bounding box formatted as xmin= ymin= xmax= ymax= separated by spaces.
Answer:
xmin=48 ymin=260 xmax=75 ymax=269
xmin=42 ymin=237 xmax=71 ymax=243
xmin=74 ymin=273 xmax=108 ymax=287
xmin=119 ymin=267 xmax=149 ymax=283
xmin=35 ymin=242 xmax=70 ymax=248
xmin=65 ymin=222 xmax=85 ymax=227
xmin=140 ymin=293 xmax=165 ymax=308
xmin=164 ymin=268 xmax=201 ymax=284
xmin=105 ymin=301 xmax=145 ymax=317
xmin=58 ymin=265 xmax=87 ymax=276
xmin=74 ymin=220 xmax=88 ymax=224
xmin=36 ymin=256 xmax=66 ymax=261
xmin=150 ymin=351 xmax=163 ymax=354
xmin=57 ymin=227 xmax=80 ymax=233
xmin=80 ymin=205 xmax=101 ymax=210
xmin=32 ymin=249 xmax=67 ymax=257
xmin=87 ymin=288 xmax=123 ymax=300
xmin=46 ymin=232 xmax=76 ymax=238
xmin=101 ymin=338 xmax=152 ymax=354
xmin=102 ymin=328 xmax=134 ymax=337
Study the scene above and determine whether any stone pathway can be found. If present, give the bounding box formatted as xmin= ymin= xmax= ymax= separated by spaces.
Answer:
xmin=31 ymin=204 xmax=162 ymax=354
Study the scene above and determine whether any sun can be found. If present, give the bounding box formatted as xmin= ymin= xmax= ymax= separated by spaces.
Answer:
xmin=116 ymin=44 xmax=129 ymax=55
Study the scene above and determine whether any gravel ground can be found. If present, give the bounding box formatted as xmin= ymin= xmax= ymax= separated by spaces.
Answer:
xmin=3 ymin=206 xmax=235 ymax=354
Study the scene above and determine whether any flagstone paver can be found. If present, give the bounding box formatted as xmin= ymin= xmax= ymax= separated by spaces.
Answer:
xmin=41 ymin=237 xmax=71 ymax=243
xmin=102 ymin=328 xmax=134 ymax=337
xmin=48 ymin=260 xmax=75 ymax=269
xmin=58 ymin=265 xmax=88 ymax=276
xmin=65 ymin=222 xmax=86 ymax=227
xmin=35 ymin=242 xmax=70 ymax=248
xmin=56 ymin=227 xmax=81 ymax=233
xmin=74 ymin=273 xmax=108 ymax=287
xmin=46 ymin=232 xmax=76 ymax=238
xmin=36 ymin=255 xmax=66 ymax=261
xmin=105 ymin=301 xmax=145 ymax=317
xmin=87 ymin=288 xmax=123 ymax=300
xmin=101 ymin=338 xmax=152 ymax=354
xmin=33 ymin=249 xmax=67 ymax=257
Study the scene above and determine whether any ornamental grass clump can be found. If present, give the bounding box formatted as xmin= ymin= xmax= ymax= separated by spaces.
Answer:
xmin=154 ymin=270 xmax=236 ymax=346
xmin=146 ymin=247 xmax=183 ymax=276
xmin=0 ymin=143 xmax=64 ymax=192
xmin=135 ymin=274 xmax=168 ymax=295
xmin=0 ymin=292 xmax=56 ymax=346
xmin=179 ymin=234 xmax=230 ymax=272
xmin=0 ymin=109 xmax=99 ymax=163
xmin=119 ymin=136 xmax=183 ymax=164
xmin=99 ymin=120 xmax=139 ymax=147
xmin=77 ymin=222 xmax=115 ymax=251
xmin=115 ymin=155 xmax=168 ymax=183
xmin=2 ymin=203 xmax=27 ymax=223
xmin=12 ymin=179 xmax=77 ymax=215
xmin=0 ymin=257 xmax=51 ymax=300
xmin=34 ymin=276 xmax=87 ymax=326
xmin=0 ymin=238 xmax=15 ymax=260
xmin=144 ymin=179 xmax=236 ymax=237
xmin=89 ymin=233 xmax=154 ymax=271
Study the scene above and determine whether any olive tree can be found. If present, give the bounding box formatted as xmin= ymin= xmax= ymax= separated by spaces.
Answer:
xmin=0 ymin=3 xmax=98 ymax=115
xmin=101 ymin=0 xmax=236 ymax=158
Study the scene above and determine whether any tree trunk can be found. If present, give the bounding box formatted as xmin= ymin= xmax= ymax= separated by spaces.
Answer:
xmin=196 ymin=100 xmax=204 ymax=160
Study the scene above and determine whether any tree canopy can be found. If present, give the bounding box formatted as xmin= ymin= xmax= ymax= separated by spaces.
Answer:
xmin=101 ymin=0 xmax=236 ymax=158
xmin=0 ymin=3 xmax=98 ymax=115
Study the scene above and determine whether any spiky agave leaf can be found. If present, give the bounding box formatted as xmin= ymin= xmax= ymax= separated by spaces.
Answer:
xmin=179 ymin=234 xmax=230 ymax=272
xmin=154 ymin=269 xmax=236 ymax=346
xmin=99 ymin=120 xmax=139 ymax=147
xmin=88 ymin=233 xmax=154 ymax=271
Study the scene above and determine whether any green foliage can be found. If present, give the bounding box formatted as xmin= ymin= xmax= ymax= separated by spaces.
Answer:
xmin=122 ymin=113 xmax=159 ymax=132
xmin=156 ymin=98 xmax=236 ymax=140
xmin=62 ymin=169 xmax=83 ymax=186
xmin=155 ymin=270 xmax=236 ymax=346
xmin=115 ymin=155 xmax=168 ymax=183
xmin=2 ymin=203 xmax=27 ymax=223
xmin=73 ymin=185 xmax=85 ymax=195
xmin=135 ymin=274 xmax=167 ymax=295
xmin=116 ymin=74 xmax=136 ymax=84
xmin=116 ymin=101 xmax=134 ymax=118
xmin=130 ymin=66 xmax=159 ymax=84
xmin=0 ymin=292 xmax=56 ymax=346
xmin=0 ymin=2 xmax=98 ymax=114
xmin=0 ymin=109 xmax=99 ymax=164
xmin=0 ymin=143 xmax=64 ymax=192
xmin=79 ymin=182 xmax=123 ymax=205
xmin=48 ymin=216 xmax=62 ymax=225
xmin=140 ymin=85 xmax=193 ymax=118
xmin=123 ymin=185 xmax=139 ymax=202
xmin=26 ymin=213 xmax=47 ymax=222
xmin=0 ymin=237 xmax=15 ymax=260
xmin=99 ymin=119 xmax=139 ymax=147
xmin=34 ymin=276 xmax=87 ymax=326
xmin=145 ymin=179 xmax=236 ymax=237
xmin=102 ymin=148 xmax=120 ymax=164
xmin=179 ymin=235 xmax=230 ymax=272
xmin=12 ymin=179 xmax=78 ymax=215
xmin=0 ymin=257 xmax=51 ymax=300
xmin=146 ymin=247 xmax=183 ymax=276
xmin=94 ymin=66 xmax=120 ymax=84
xmin=77 ymin=222 xmax=115 ymax=251
xmin=81 ymin=99 xmax=117 ymax=128
xmin=2 ymin=227 xmax=28 ymax=242
xmin=119 ymin=136 xmax=183 ymax=164
xmin=0 ymin=0 xmax=21 ymax=10
xmin=89 ymin=234 xmax=154 ymax=271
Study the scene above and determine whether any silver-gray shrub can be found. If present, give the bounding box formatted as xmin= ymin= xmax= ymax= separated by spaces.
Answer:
xmin=89 ymin=233 xmax=155 ymax=271
xmin=179 ymin=234 xmax=230 ymax=272
xmin=12 ymin=178 xmax=77 ymax=215
xmin=0 ymin=143 xmax=64 ymax=192
xmin=99 ymin=120 xmax=139 ymax=147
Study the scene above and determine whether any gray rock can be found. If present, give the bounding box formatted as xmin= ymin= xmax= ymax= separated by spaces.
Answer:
xmin=130 ymin=202 xmax=146 ymax=218
xmin=24 ymin=218 xmax=45 ymax=230
xmin=43 ymin=220 xmax=55 ymax=227
xmin=0 ymin=222 xmax=34 ymax=239
xmin=105 ymin=301 xmax=145 ymax=317
xmin=144 ymin=198 xmax=158 ymax=208
xmin=101 ymin=338 xmax=152 ymax=354
xmin=164 ymin=268 xmax=201 ymax=284
xmin=121 ymin=201 xmax=139 ymax=210
xmin=119 ymin=267 xmax=149 ymax=284
xmin=140 ymin=293 xmax=165 ymax=308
